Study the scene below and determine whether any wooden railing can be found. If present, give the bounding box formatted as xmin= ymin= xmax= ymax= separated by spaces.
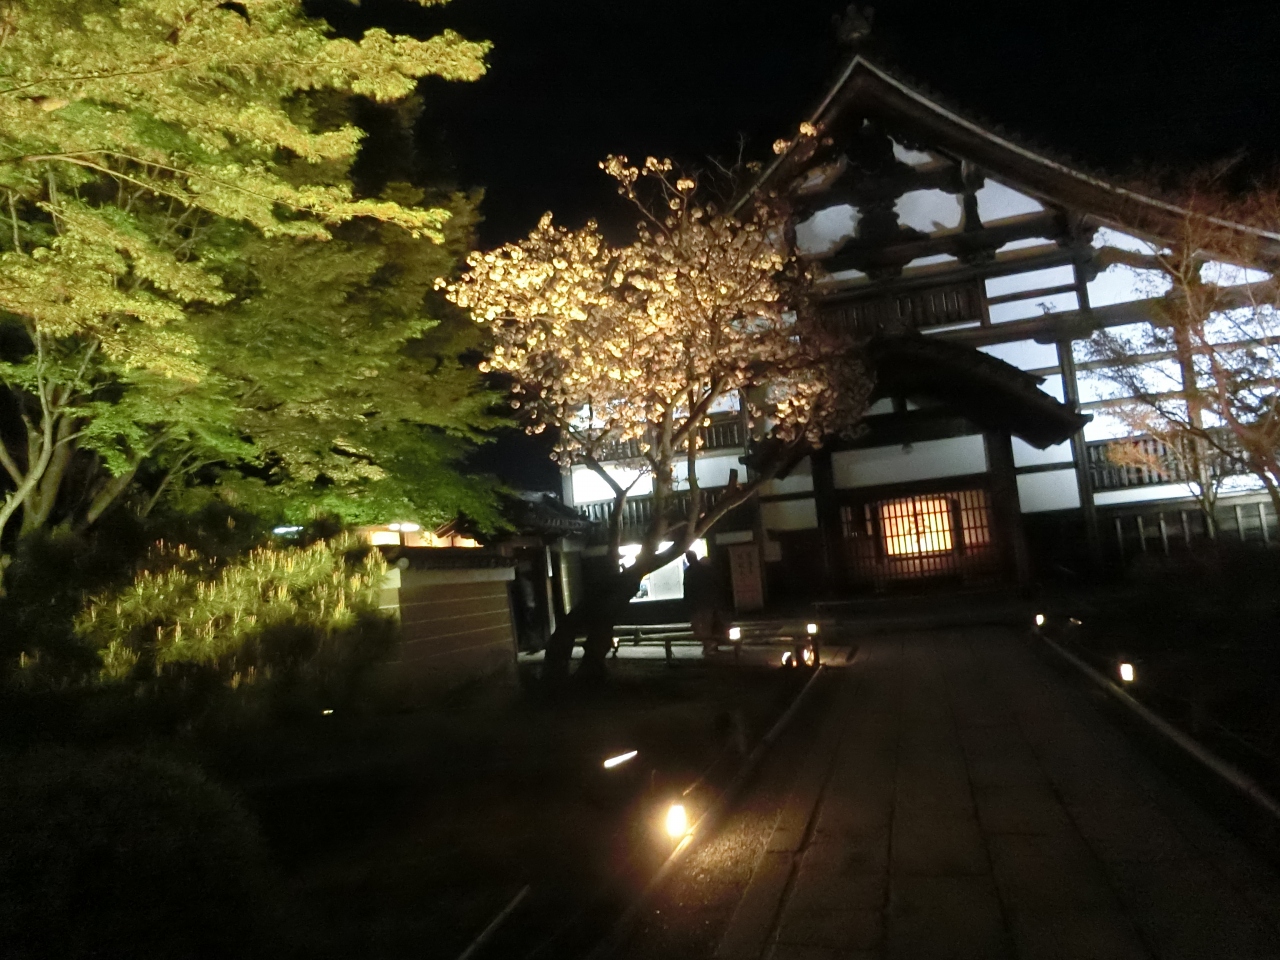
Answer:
xmin=822 ymin=279 xmax=987 ymax=336
xmin=578 ymin=486 xmax=730 ymax=533
xmin=598 ymin=414 xmax=745 ymax=462
xmin=1086 ymin=433 xmax=1246 ymax=491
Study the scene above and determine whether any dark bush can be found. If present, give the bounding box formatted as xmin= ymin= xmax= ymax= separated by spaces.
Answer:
xmin=0 ymin=750 xmax=282 ymax=960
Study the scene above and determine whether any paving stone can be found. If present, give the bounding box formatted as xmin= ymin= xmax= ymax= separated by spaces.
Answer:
xmin=891 ymin=812 xmax=989 ymax=876
xmin=987 ymin=833 xmax=1119 ymax=912
xmin=967 ymin=756 xmax=1051 ymax=789
xmin=1006 ymin=908 xmax=1151 ymax=960
xmin=776 ymin=907 xmax=883 ymax=951
xmin=886 ymin=874 xmax=1013 ymax=960
xmin=973 ymin=784 xmax=1074 ymax=835
xmin=786 ymin=866 xmax=885 ymax=913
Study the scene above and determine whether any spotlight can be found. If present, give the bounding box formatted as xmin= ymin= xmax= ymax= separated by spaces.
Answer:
xmin=321 ymin=708 xmax=334 ymax=716
xmin=806 ymin=622 xmax=819 ymax=635
xmin=665 ymin=802 xmax=689 ymax=838
xmin=802 ymin=645 xmax=815 ymax=666
xmin=1119 ymin=662 xmax=1135 ymax=683
xmin=1069 ymin=617 xmax=1082 ymax=626
xmin=603 ymin=750 xmax=638 ymax=769
xmin=1034 ymin=614 xmax=1046 ymax=627
xmin=399 ymin=522 xmax=421 ymax=532
xmin=728 ymin=626 xmax=742 ymax=641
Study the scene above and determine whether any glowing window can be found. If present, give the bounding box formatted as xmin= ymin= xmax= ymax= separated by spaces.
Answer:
xmin=880 ymin=497 xmax=954 ymax=556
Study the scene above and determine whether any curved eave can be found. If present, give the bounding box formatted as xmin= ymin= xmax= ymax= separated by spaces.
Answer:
xmin=869 ymin=335 xmax=1090 ymax=450
xmin=750 ymin=56 xmax=1280 ymax=263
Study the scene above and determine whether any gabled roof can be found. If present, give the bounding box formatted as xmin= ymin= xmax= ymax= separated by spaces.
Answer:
xmin=746 ymin=56 xmax=1280 ymax=260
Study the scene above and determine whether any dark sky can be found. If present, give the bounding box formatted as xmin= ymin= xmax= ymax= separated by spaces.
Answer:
xmin=310 ymin=0 xmax=1280 ymax=491
xmin=316 ymin=0 xmax=1280 ymax=247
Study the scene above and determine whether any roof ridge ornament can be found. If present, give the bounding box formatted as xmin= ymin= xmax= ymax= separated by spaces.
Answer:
xmin=835 ymin=5 xmax=874 ymax=47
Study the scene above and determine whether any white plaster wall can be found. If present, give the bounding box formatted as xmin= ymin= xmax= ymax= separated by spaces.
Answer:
xmin=1086 ymin=263 xmax=1170 ymax=307
xmin=796 ymin=204 xmax=859 ymax=257
xmin=673 ymin=453 xmax=744 ymax=491
xmin=986 ymin=265 xmax=1076 ymax=298
xmin=1082 ymin=410 xmax=1133 ymax=441
xmin=1093 ymin=227 xmax=1162 ymax=255
xmin=1094 ymin=484 xmax=1202 ymax=506
xmin=1201 ymin=260 xmax=1271 ymax=287
xmin=760 ymin=460 xmax=814 ymax=497
xmin=976 ymin=181 xmax=1043 ymax=221
xmin=988 ymin=291 xmax=1079 ymax=324
xmin=761 ymin=498 xmax=819 ymax=531
xmin=572 ymin=465 xmax=652 ymax=504
xmin=895 ymin=189 xmax=962 ymax=233
xmin=1013 ymin=438 xmax=1073 ymax=468
xmin=905 ymin=253 xmax=959 ymax=269
xmin=998 ymin=237 xmax=1055 ymax=254
xmin=1016 ymin=469 xmax=1080 ymax=512
xmin=892 ymin=141 xmax=935 ymax=166
xmin=978 ymin=339 xmax=1059 ymax=371
xmin=1038 ymin=374 xmax=1066 ymax=403
xmin=832 ymin=435 xmax=988 ymax=488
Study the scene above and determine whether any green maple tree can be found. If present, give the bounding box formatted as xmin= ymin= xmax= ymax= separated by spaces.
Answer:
xmin=0 ymin=0 xmax=497 ymax=564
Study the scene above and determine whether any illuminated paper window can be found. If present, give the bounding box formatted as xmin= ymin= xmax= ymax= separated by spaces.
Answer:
xmin=880 ymin=496 xmax=954 ymax=556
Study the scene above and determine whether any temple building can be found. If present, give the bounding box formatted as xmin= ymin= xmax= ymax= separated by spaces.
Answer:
xmin=562 ymin=55 xmax=1279 ymax=610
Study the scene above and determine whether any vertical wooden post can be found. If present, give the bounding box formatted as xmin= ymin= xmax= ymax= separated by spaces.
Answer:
xmin=983 ymin=429 xmax=1032 ymax=586
xmin=811 ymin=448 xmax=845 ymax=593
xmin=1068 ymin=260 xmax=1101 ymax=562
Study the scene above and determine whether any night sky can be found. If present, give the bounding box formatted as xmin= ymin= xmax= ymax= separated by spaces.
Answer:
xmin=310 ymin=0 xmax=1280 ymax=491
xmin=316 ymin=0 xmax=1280 ymax=247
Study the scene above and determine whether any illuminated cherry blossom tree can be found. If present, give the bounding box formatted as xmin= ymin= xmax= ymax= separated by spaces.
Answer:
xmin=446 ymin=156 xmax=871 ymax=678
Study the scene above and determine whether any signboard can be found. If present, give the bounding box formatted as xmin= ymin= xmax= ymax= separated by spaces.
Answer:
xmin=728 ymin=543 xmax=765 ymax=613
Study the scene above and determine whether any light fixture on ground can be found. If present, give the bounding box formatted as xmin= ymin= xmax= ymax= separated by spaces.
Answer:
xmin=1034 ymin=614 xmax=1046 ymax=627
xmin=1119 ymin=662 xmax=1135 ymax=683
xmin=806 ymin=622 xmax=819 ymax=635
xmin=728 ymin=626 xmax=742 ymax=641
xmin=665 ymin=802 xmax=689 ymax=838
xmin=602 ymin=750 xmax=638 ymax=769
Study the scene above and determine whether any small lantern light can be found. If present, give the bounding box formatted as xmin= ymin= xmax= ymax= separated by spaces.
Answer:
xmin=806 ymin=622 xmax=819 ymax=635
xmin=1034 ymin=614 xmax=1046 ymax=627
xmin=1119 ymin=662 xmax=1135 ymax=683
xmin=728 ymin=626 xmax=742 ymax=641
xmin=665 ymin=802 xmax=689 ymax=838
xmin=802 ymin=645 xmax=815 ymax=666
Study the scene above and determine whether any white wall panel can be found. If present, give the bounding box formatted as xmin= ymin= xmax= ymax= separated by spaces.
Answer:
xmin=673 ymin=453 xmax=743 ymax=491
xmin=760 ymin=461 xmax=814 ymax=497
xmin=986 ymin=265 xmax=1076 ymax=298
xmin=796 ymin=204 xmax=859 ymax=257
xmin=572 ymin=465 xmax=651 ymax=504
xmin=977 ymin=339 xmax=1059 ymax=371
xmin=1087 ymin=263 xmax=1170 ymax=307
xmin=895 ymin=189 xmax=962 ymax=233
xmin=832 ymin=435 xmax=988 ymax=488
xmin=988 ymin=291 xmax=1079 ymax=324
xmin=1017 ymin=469 xmax=1080 ymax=512
xmin=1013 ymin=438 xmax=1073 ymax=467
xmin=761 ymin=498 xmax=819 ymax=531
xmin=976 ymin=181 xmax=1044 ymax=221
xmin=892 ymin=141 xmax=934 ymax=166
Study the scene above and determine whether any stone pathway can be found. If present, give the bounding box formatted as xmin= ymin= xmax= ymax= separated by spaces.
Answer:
xmin=714 ymin=627 xmax=1280 ymax=960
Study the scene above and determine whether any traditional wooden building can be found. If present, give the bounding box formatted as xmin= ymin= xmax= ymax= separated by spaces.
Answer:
xmin=562 ymin=54 xmax=1280 ymax=609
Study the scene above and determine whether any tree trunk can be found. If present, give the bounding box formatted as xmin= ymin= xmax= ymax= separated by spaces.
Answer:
xmin=575 ymin=571 xmax=641 ymax=685
xmin=540 ymin=570 xmax=639 ymax=689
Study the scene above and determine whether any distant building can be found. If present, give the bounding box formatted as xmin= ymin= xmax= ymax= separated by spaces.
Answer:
xmin=562 ymin=56 xmax=1279 ymax=611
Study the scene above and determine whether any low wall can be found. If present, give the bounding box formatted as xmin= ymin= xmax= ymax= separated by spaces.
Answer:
xmin=375 ymin=561 xmax=517 ymax=701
